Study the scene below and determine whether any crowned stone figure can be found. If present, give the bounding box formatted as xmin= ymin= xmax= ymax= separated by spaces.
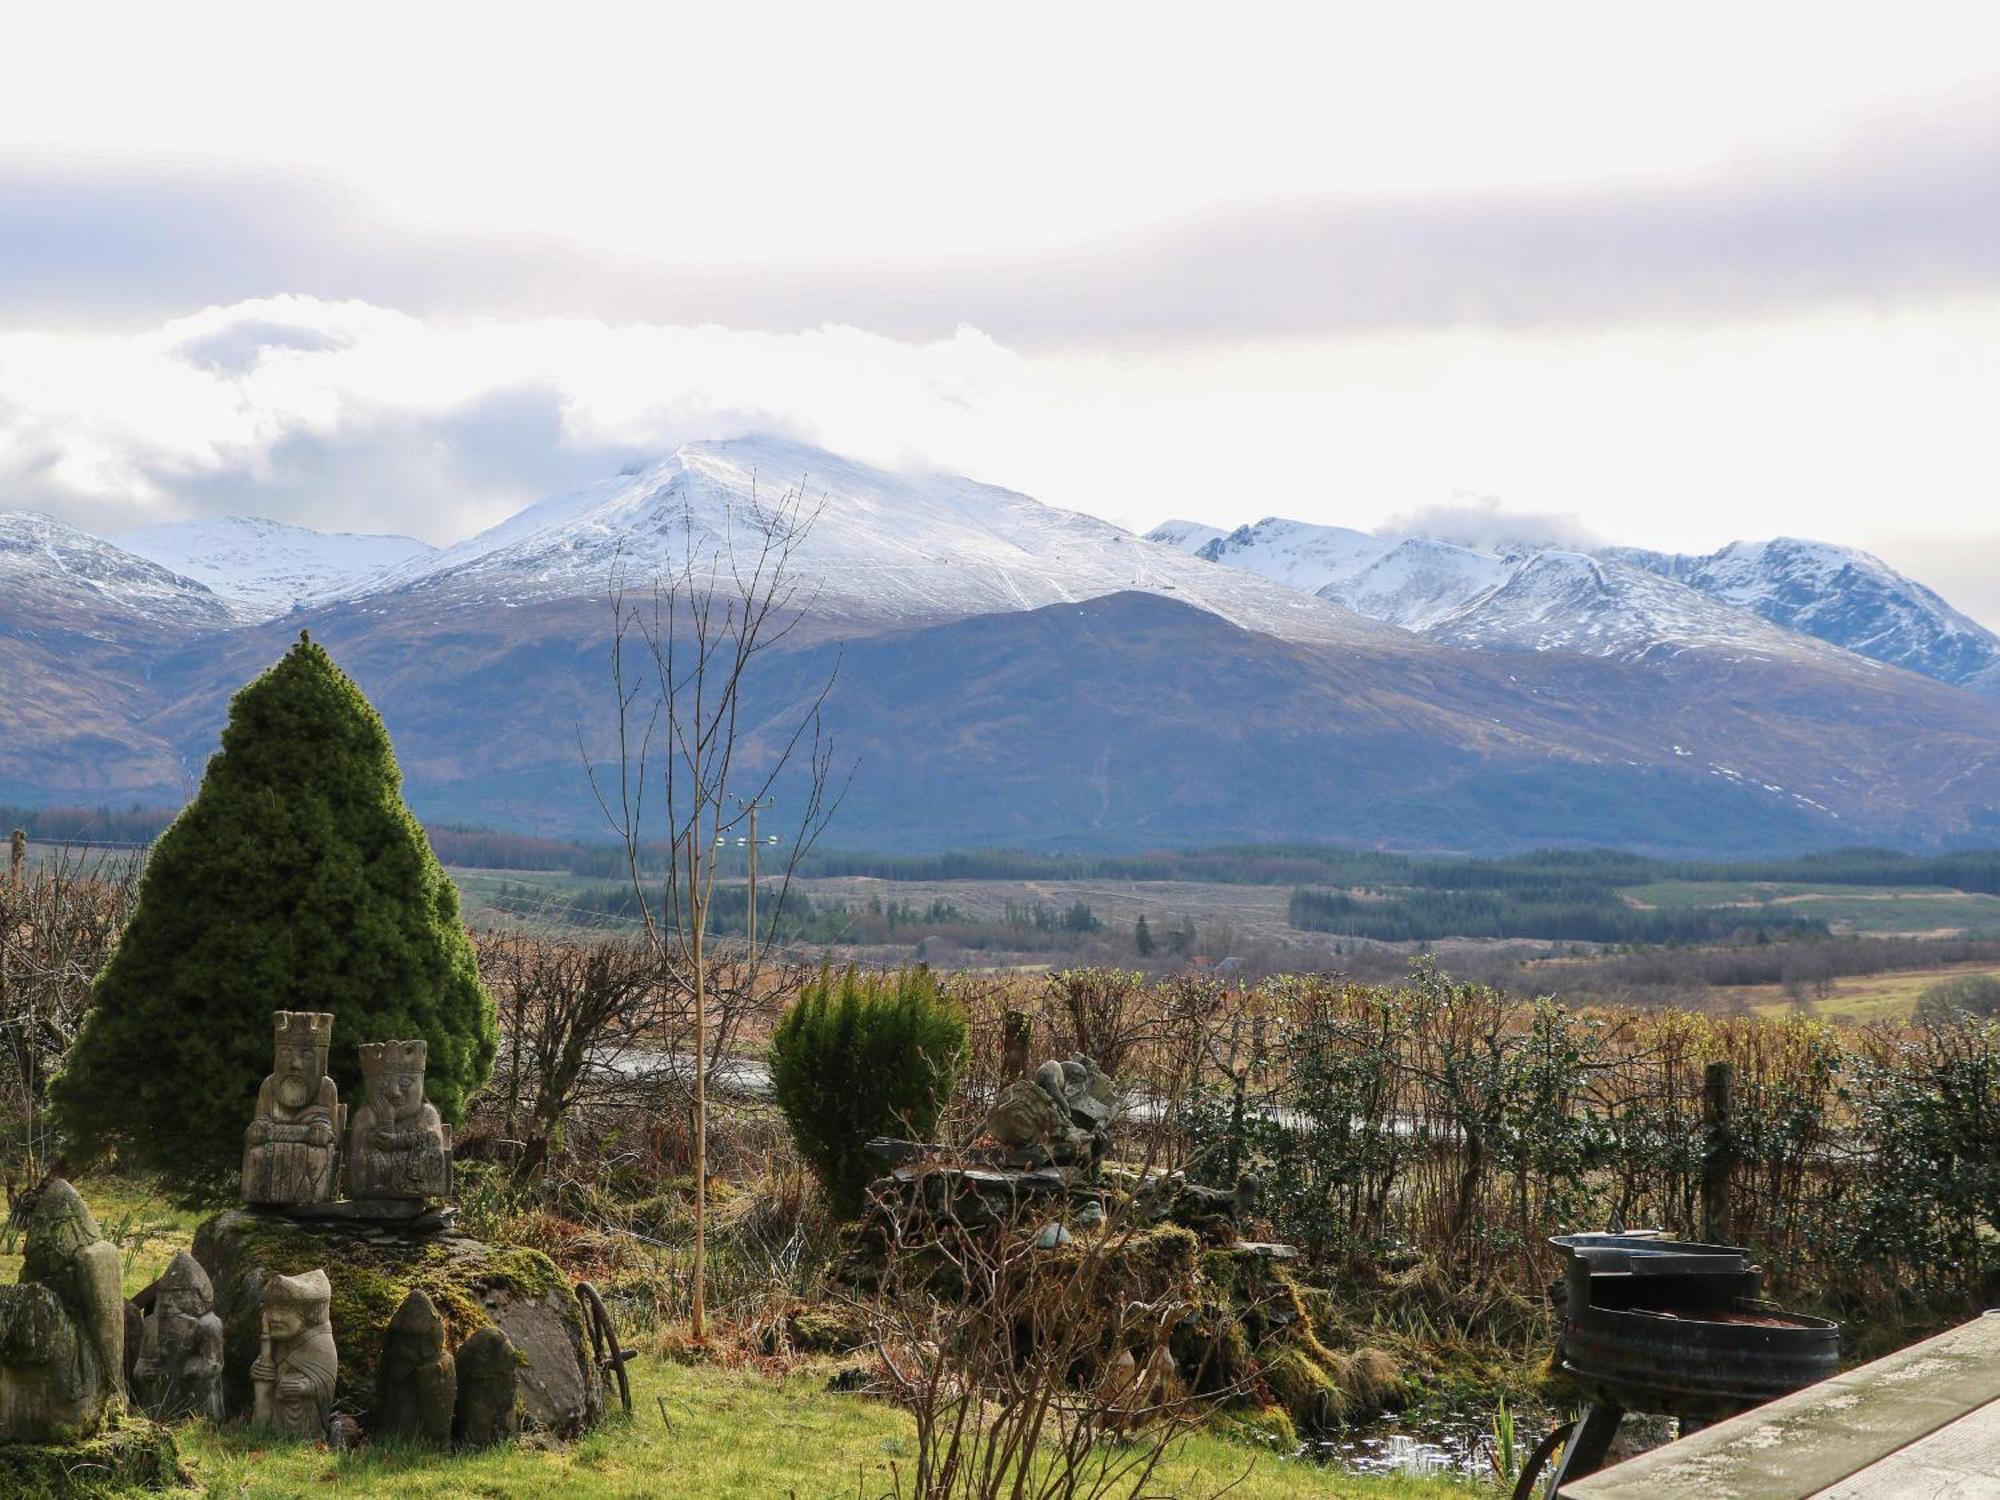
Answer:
xmin=251 ymin=1268 xmax=337 ymax=1440
xmin=0 ymin=1177 xmax=125 ymax=1442
xmin=243 ymin=1012 xmax=344 ymax=1205
xmin=344 ymin=1039 xmax=451 ymax=1202
xmin=133 ymin=1251 xmax=224 ymax=1423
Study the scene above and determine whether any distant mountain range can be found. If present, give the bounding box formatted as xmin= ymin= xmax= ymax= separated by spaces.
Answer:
xmin=4 ymin=436 xmax=1998 ymax=855
xmin=1152 ymin=516 xmax=2000 ymax=694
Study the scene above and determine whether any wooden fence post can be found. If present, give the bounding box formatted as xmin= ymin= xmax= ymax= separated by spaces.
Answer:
xmin=1701 ymin=1060 xmax=1736 ymax=1245
xmin=7 ymin=829 xmax=22 ymax=886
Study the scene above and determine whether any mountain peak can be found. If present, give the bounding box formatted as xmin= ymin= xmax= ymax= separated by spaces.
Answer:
xmin=115 ymin=514 xmax=435 ymax=620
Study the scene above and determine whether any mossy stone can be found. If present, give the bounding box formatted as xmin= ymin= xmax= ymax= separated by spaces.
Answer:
xmin=193 ymin=1209 xmax=598 ymax=1437
xmin=0 ymin=1420 xmax=186 ymax=1499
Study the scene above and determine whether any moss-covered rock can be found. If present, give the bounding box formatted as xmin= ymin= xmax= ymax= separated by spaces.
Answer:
xmin=192 ymin=1209 xmax=597 ymax=1438
xmin=0 ymin=1418 xmax=186 ymax=1498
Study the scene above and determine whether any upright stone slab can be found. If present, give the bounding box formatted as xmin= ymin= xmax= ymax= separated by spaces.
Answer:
xmin=374 ymin=1290 xmax=455 ymax=1446
xmin=452 ymin=1325 xmax=519 ymax=1448
xmin=242 ymin=1012 xmax=343 ymax=1206
xmin=251 ymin=1269 xmax=337 ymax=1441
xmin=133 ymin=1252 xmax=224 ymax=1423
xmin=344 ymin=1039 xmax=451 ymax=1203
xmin=0 ymin=1178 xmax=125 ymax=1442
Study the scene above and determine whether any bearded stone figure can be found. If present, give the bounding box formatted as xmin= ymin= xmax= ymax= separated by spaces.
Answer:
xmin=343 ymin=1040 xmax=450 ymax=1202
xmin=242 ymin=1012 xmax=344 ymax=1205
xmin=251 ymin=1268 xmax=337 ymax=1440
xmin=0 ymin=1177 xmax=125 ymax=1442
xmin=133 ymin=1252 xmax=224 ymax=1423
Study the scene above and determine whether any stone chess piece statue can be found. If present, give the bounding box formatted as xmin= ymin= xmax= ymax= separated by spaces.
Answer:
xmin=451 ymin=1324 xmax=519 ymax=1449
xmin=242 ymin=1011 xmax=344 ymax=1205
xmin=374 ymin=1289 xmax=455 ymax=1446
xmin=133 ymin=1251 xmax=224 ymax=1423
xmin=0 ymin=1177 xmax=125 ymax=1442
xmin=250 ymin=1268 xmax=337 ymax=1440
xmin=343 ymin=1039 xmax=450 ymax=1202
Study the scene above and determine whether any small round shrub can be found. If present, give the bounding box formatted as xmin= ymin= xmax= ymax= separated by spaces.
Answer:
xmin=769 ymin=966 xmax=967 ymax=1217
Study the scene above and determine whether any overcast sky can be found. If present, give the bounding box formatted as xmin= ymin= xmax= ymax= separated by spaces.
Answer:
xmin=4 ymin=3 xmax=1999 ymax=623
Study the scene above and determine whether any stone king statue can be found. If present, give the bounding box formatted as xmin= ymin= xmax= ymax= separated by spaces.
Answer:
xmin=243 ymin=1011 xmax=345 ymax=1205
xmin=251 ymin=1268 xmax=337 ymax=1440
xmin=133 ymin=1251 xmax=224 ymax=1423
xmin=344 ymin=1039 xmax=450 ymax=1202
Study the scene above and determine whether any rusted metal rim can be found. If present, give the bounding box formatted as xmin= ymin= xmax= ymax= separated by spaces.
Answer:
xmin=574 ymin=1280 xmax=635 ymax=1416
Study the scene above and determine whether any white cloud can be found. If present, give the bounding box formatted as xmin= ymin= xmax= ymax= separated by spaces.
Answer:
xmin=0 ymin=297 xmax=1026 ymax=540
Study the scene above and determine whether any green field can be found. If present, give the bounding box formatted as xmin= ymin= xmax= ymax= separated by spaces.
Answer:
xmin=1744 ymin=963 xmax=2000 ymax=1024
xmin=1622 ymin=880 xmax=2000 ymax=938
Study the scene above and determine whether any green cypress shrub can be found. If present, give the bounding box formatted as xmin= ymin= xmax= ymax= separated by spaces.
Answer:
xmin=769 ymin=966 xmax=968 ymax=1216
xmin=50 ymin=634 xmax=497 ymax=1199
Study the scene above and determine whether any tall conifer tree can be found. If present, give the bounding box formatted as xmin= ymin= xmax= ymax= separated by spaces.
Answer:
xmin=52 ymin=634 xmax=496 ymax=1197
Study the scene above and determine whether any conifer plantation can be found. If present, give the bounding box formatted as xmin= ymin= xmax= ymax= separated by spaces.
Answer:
xmin=51 ymin=634 xmax=497 ymax=1198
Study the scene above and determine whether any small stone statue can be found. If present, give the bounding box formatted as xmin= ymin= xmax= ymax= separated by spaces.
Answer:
xmin=243 ymin=1011 xmax=344 ymax=1205
xmin=0 ymin=1177 xmax=125 ymax=1441
xmin=344 ymin=1039 xmax=451 ymax=1202
xmin=251 ymin=1268 xmax=337 ymax=1440
xmin=133 ymin=1251 xmax=224 ymax=1423
xmin=452 ymin=1325 xmax=519 ymax=1449
xmin=374 ymin=1290 xmax=455 ymax=1446
xmin=983 ymin=1054 xmax=1120 ymax=1166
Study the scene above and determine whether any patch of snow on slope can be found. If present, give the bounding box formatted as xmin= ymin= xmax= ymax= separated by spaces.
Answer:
xmin=1190 ymin=517 xmax=1394 ymax=594
xmin=0 ymin=511 xmax=233 ymax=630
xmin=116 ymin=516 xmax=436 ymax=619
xmin=1321 ymin=537 xmax=1514 ymax=630
xmin=1145 ymin=519 xmax=1227 ymax=553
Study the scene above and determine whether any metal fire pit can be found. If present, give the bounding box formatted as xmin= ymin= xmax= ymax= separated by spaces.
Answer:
xmin=1514 ymin=1231 xmax=1839 ymax=1497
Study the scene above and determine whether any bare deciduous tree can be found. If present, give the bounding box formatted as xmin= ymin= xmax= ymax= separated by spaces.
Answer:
xmin=588 ymin=478 xmax=844 ymax=1340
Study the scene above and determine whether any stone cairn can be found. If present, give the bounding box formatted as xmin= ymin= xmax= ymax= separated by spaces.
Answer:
xmin=0 ymin=1177 xmax=126 ymax=1442
xmin=133 ymin=1251 xmax=224 ymax=1423
xmin=251 ymin=1269 xmax=338 ymax=1440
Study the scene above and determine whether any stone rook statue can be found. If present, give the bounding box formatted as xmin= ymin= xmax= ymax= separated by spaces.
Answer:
xmin=0 ymin=1177 xmax=125 ymax=1441
xmin=374 ymin=1289 xmax=455 ymax=1446
xmin=452 ymin=1325 xmax=519 ymax=1448
xmin=133 ymin=1252 xmax=224 ymax=1423
xmin=344 ymin=1039 xmax=450 ymax=1202
xmin=243 ymin=1011 xmax=344 ymax=1205
xmin=251 ymin=1268 xmax=337 ymax=1440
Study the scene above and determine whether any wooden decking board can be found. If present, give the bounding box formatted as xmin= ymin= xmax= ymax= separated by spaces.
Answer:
xmin=1806 ymin=1397 xmax=2000 ymax=1498
xmin=1561 ymin=1312 xmax=2000 ymax=1500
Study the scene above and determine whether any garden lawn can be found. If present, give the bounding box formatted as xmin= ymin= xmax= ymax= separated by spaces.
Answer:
xmin=177 ymin=1359 xmax=1485 ymax=1499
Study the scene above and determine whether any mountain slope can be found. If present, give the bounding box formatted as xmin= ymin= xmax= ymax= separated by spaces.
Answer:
xmin=115 ymin=515 xmax=435 ymax=619
xmin=1606 ymin=537 xmax=2000 ymax=694
xmin=366 ymin=436 xmax=1390 ymax=648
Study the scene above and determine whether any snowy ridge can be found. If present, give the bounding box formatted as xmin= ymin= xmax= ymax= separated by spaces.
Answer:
xmin=115 ymin=515 xmax=435 ymax=620
xmin=1608 ymin=537 xmax=2000 ymax=692
xmin=1145 ymin=519 xmax=1226 ymax=553
xmin=1427 ymin=550 xmax=1860 ymax=664
xmin=364 ymin=436 xmax=1392 ymax=647
xmin=0 ymin=511 xmax=233 ymax=632
xmin=1187 ymin=517 xmax=1393 ymax=592
xmin=1321 ymin=537 xmax=1515 ymax=631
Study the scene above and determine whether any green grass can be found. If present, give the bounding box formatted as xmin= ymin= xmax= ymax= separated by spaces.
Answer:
xmin=1747 ymin=964 xmax=2000 ymax=1024
xmin=9 ymin=1176 xmax=1481 ymax=1498
xmin=175 ymin=1358 xmax=1484 ymax=1499
xmin=1622 ymin=880 xmax=2000 ymax=937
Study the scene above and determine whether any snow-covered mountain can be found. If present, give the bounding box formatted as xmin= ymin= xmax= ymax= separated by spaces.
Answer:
xmin=115 ymin=516 xmax=434 ymax=620
xmin=1156 ymin=512 xmax=1986 ymax=684
xmin=363 ymin=436 xmax=1390 ymax=648
xmin=0 ymin=511 xmax=234 ymax=635
xmin=1605 ymin=538 xmax=2000 ymax=694
xmin=1427 ymin=550 xmax=1859 ymax=665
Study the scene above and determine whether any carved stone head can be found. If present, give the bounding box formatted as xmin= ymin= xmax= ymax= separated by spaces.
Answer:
xmin=262 ymin=1268 xmax=332 ymax=1341
xmin=155 ymin=1251 xmax=214 ymax=1325
xmin=271 ymin=1012 xmax=334 ymax=1111
xmin=358 ymin=1040 xmax=427 ymax=1121
xmin=385 ymin=1288 xmax=445 ymax=1362
xmin=19 ymin=1176 xmax=101 ymax=1285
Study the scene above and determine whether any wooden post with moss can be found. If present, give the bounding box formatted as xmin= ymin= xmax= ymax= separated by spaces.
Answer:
xmin=1701 ymin=1060 xmax=1735 ymax=1245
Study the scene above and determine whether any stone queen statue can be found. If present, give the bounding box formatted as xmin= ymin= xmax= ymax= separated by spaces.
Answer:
xmin=344 ymin=1039 xmax=451 ymax=1202
xmin=243 ymin=1011 xmax=345 ymax=1205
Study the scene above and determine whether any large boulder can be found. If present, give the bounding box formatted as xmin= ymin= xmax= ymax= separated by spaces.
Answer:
xmin=192 ymin=1209 xmax=600 ymax=1438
